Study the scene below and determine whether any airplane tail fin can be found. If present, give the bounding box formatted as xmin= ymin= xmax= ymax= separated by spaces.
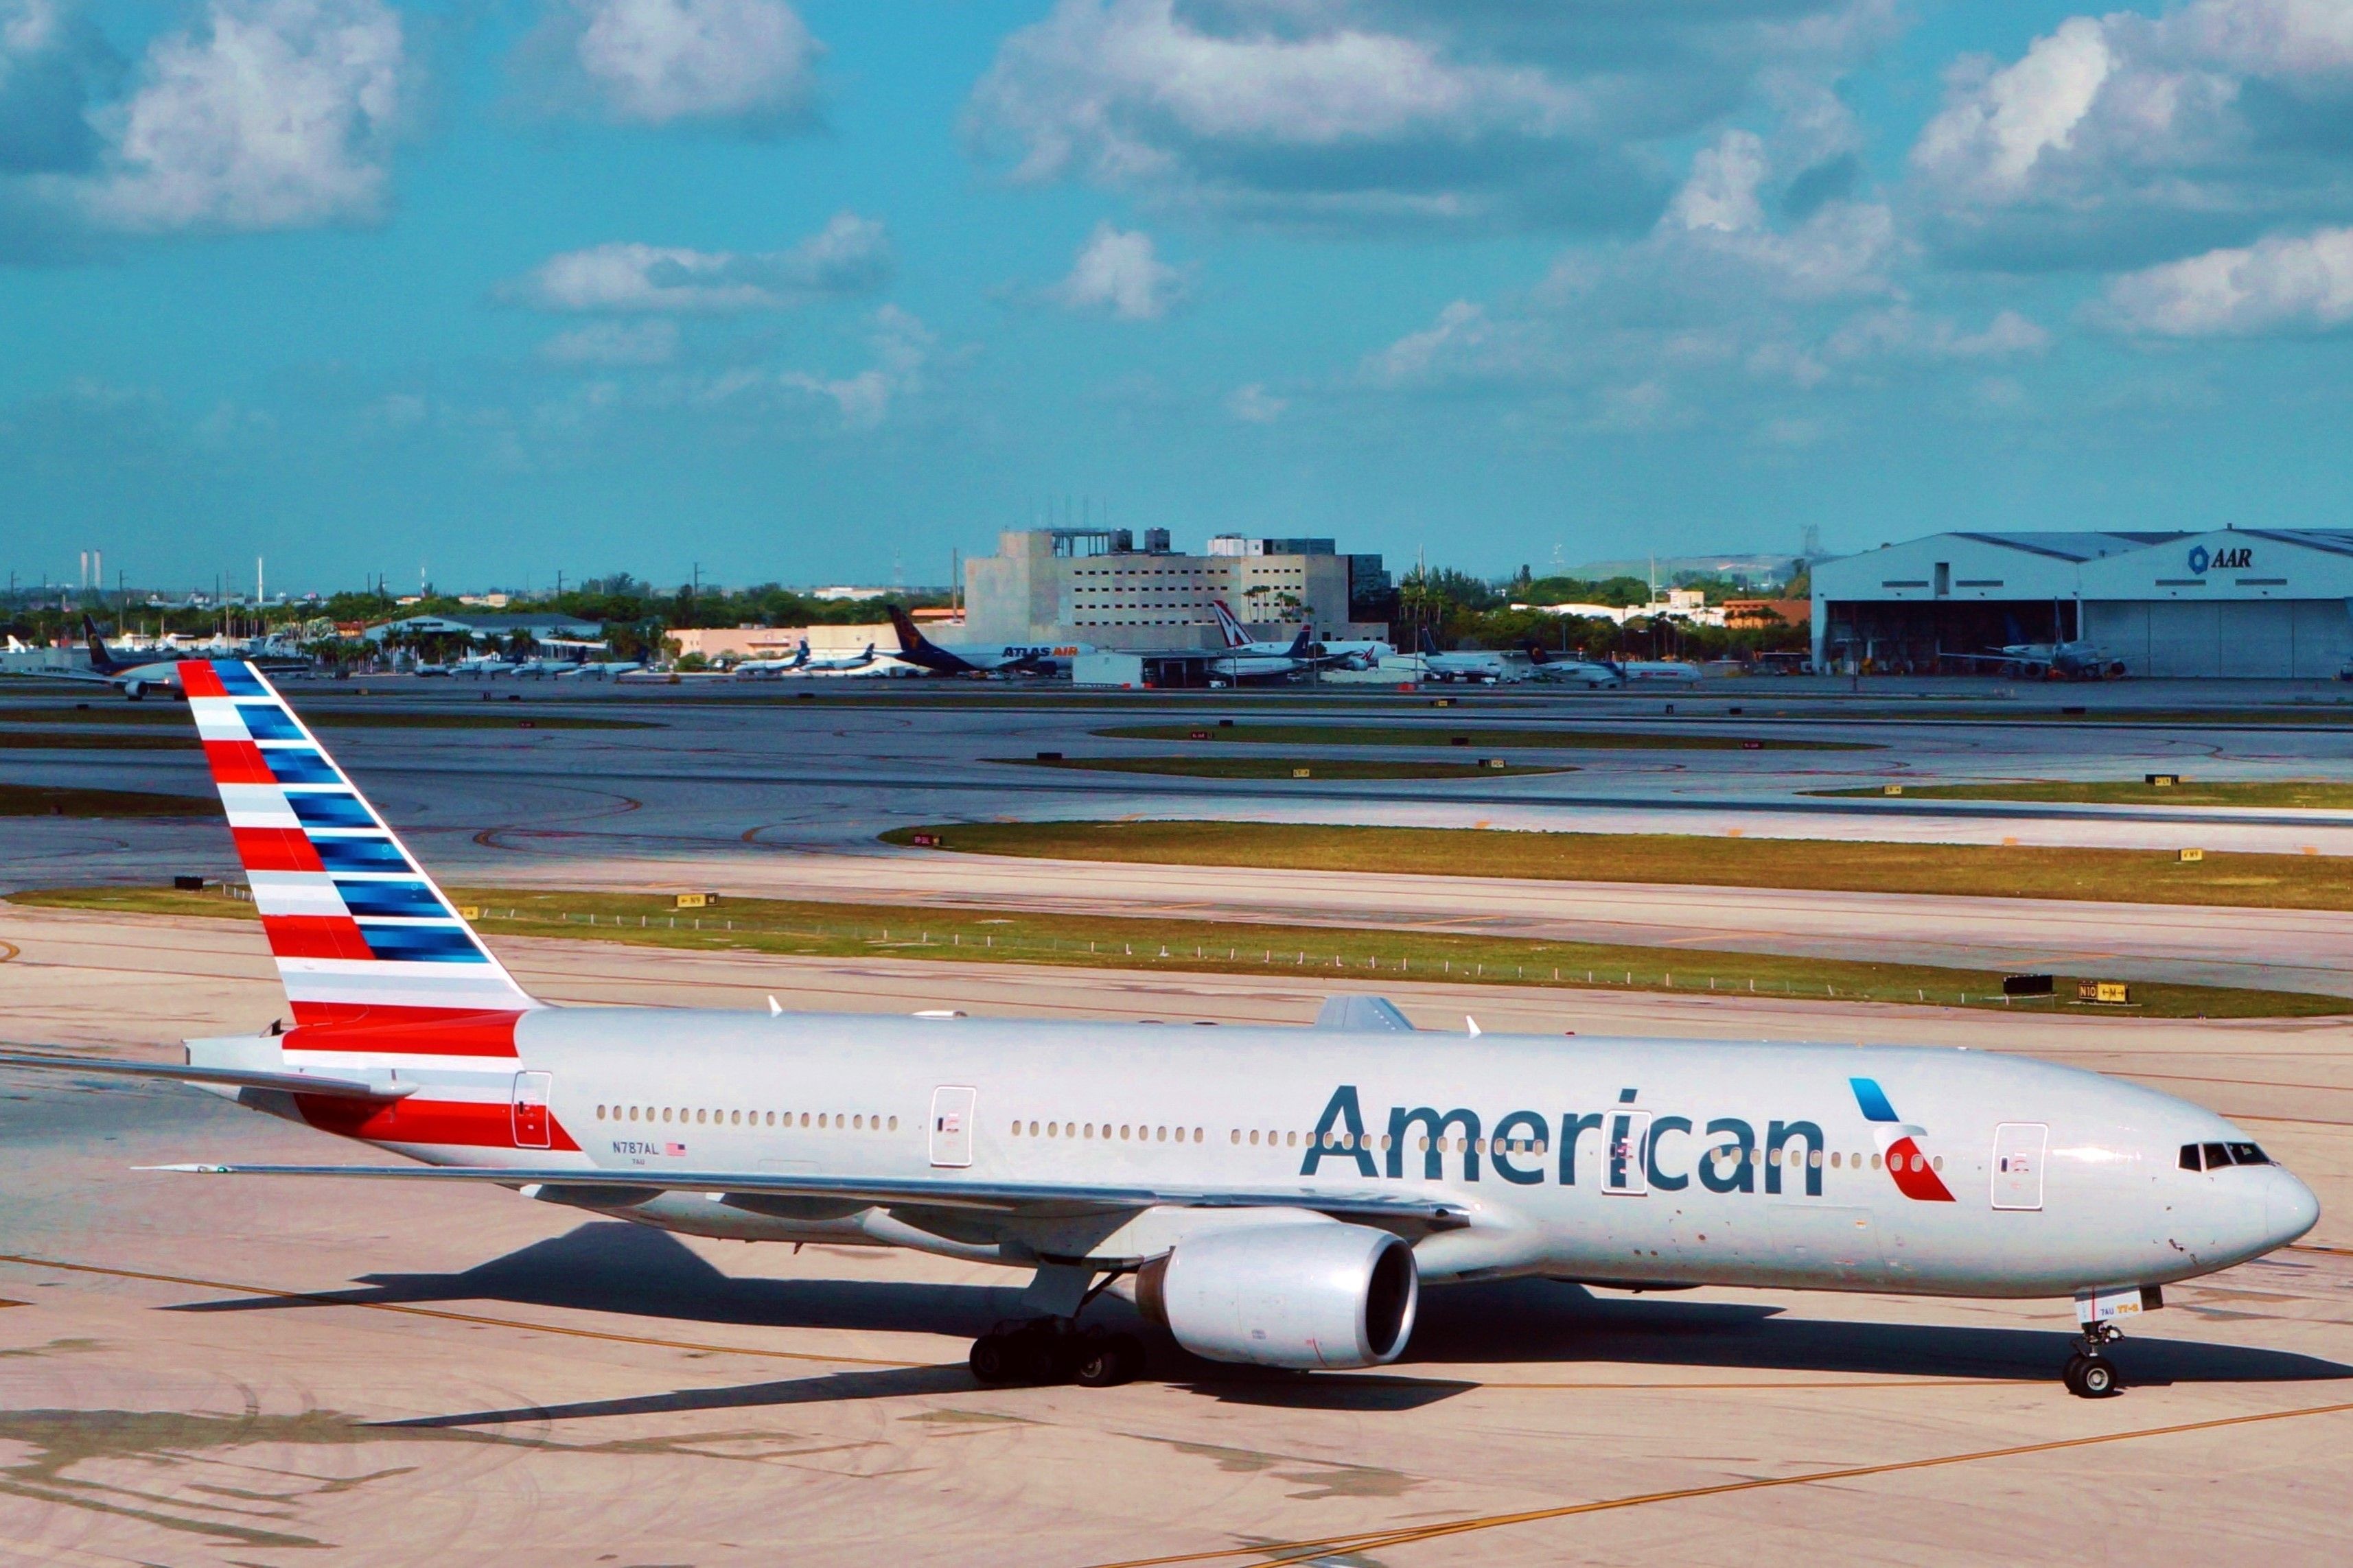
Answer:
xmin=1418 ymin=626 xmax=1439 ymax=656
xmin=181 ymin=659 xmax=541 ymax=1051
xmin=82 ymin=613 xmax=121 ymax=675
xmin=1286 ymin=624 xmax=1312 ymax=657
xmin=886 ymin=604 xmax=928 ymax=655
xmin=1209 ymin=600 xmax=1249 ymax=648
xmin=1521 ymin=640 xmax=1551 ymax=665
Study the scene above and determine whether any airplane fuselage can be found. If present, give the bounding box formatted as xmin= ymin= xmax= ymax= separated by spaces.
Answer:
xmin=215 ymin=1013 xmax=2313 ymax=1300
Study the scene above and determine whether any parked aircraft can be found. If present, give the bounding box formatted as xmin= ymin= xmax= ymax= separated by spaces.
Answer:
xmin=1208 ymin=601 xmax=1391 ymax=670
xmin=886 ymin=607 xmax=1087 ymax=676
xmin=1411 ymin=628 xmax=1518 ymax=684
xmin=1521 ymin=642 xmax=1627 ymax=688
xmin=732 ymin=642 xmax=811 ymax=676
xmin=1945 ymin=640 xmax=2127 ymax=681
xmin=0 ymin=657 xmax=2317 ymax=1399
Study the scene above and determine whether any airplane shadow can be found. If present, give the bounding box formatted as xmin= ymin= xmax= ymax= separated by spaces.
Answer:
xmin=168 ymin=1225 xmax=2351 ymax=1427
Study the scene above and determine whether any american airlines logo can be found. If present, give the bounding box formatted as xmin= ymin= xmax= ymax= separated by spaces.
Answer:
xmin=1299 ymin=1085 xmax=1855 ymax=1198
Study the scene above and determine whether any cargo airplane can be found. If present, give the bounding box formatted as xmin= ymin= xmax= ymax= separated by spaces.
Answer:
xmin=0 ymin=660 xmax=2317 ymax=1397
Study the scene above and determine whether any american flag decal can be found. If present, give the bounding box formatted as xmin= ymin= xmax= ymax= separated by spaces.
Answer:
xmin=665 ymin=1143 xmax=686 ymax=1156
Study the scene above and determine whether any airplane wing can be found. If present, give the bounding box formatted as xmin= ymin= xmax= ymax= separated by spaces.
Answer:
xmin=0 ymin=1050 xmax=418 ymax=1101
xmin=145 ymin=1162 xmax=1472 ymax=1228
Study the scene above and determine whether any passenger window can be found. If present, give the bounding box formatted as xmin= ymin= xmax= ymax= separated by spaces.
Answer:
xmin=1029 ymin=1121 xmax=1040 ymax=1136
xmin=800 ymin=1112 xmax=810 ymax=1127
xmin=888 ymin=1116 xmax=898 ymax=1131
xmin=1156 ymin=1126 xmax=1167 ymax=1141
xmin=1121 ymin=1125 xmax=1131 ymax=1140
xmin=1809 ymin=1149 xmax=1823 ymax=1167
xmin=1011 ymin=1122 xmax=1021 ymax=1136
xmin=1932 ymin=1156 xmax=1944 ymax=1171
xmin=1828 ymin=1151 xmax=1840 ymax=1167
xmin=2203 ymin=1141 xmax=2231 ymax=1169
xmin=1870 ymin=1153 xmax=1881 ymax=1169
xmin=1286 ymin=1132 xmax=1297 ymax=1147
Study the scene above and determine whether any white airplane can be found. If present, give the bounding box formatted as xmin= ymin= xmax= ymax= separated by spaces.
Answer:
xmin=1408 ymin=628 xmax=1519 ymax=684
xmin=1520 ymin=642 xmax=1627 ymax=688
xmin=0 ymin=658 xmax=2319 ymax=1399
xmin=887 ymin=607 xmax=1087 ymax=677
xmin=13 ymin=614 xmax=218 ymax=699
xmin=1208 ymin=600 xmax=1391 ymax=672
xmin=1616 ymin=659 xmax=1704 ymax=684
xmin=732 ymin=642 xmax=812 ymax=676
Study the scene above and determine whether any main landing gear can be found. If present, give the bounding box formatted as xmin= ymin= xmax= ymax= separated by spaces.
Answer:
xmin=969 ymin=1320 xmax=1146 ymax=1388
xmin=2063 ymin=1322 xmax=2123 ymax=1399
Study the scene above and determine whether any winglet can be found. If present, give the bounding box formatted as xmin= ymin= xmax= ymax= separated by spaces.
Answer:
xmin=768 ymin=994 xmax=783 ymax=1016
xmin=1465 ymin=1016 xmax=1481 ymax=1037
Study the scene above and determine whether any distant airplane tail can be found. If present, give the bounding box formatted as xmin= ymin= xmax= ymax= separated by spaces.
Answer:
xmin=82 ymin=613 xmax=124 ymax=675
xmin=1417 ymin=626 xmax=1439 ymax=657
xmin=179 ymin=659 xmax=540 ymax=1053
xmin=1285 ymin=624 xmax=1312 ymax=657
xmin=1521 ymin=640 xmax=1552 ymax=666
xmin=1209 ymin=601 xmax=1250 ymax=648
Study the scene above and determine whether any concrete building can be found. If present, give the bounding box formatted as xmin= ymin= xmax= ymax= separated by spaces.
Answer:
xmin=963 ymin=528 xmax=1390 ymax=651
xmin=1812 ymin=529 xmax=2353 ymax=677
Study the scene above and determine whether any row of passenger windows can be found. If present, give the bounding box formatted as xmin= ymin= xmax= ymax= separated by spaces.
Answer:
xmin=2181 ymin=1141 xmax=2269 ymax=1171
xmin=594 ymin=1105 xmax=898 ymax=1132
xmin=1008 ymin=1123 xmax=1940 ymax=1171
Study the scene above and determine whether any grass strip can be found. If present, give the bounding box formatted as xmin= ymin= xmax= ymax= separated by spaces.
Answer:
xmin=1808 ymin=780 xmax=2353 ymax=809
xmin=0 ymin=729 xmax=196 ymax=749
xmin=8 ymin=885 xmax=2337 ymax=1018
xmin=881 ymin=819 xmax=2353 ymax=913
xmin=1096 ymin=722 xmax=1873 ymax=752
xmin=988 ymin=756 xmax=1573 ymax=780
xmin=0 ymin=783 xmax=213 ymax=817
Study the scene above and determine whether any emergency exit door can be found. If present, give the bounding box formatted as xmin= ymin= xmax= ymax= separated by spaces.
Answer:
xmin=929 ymin=1086 xmax=977 ymax=1167
xmin=1603 ymin=1110 xmax=1651 ymax=1195
xmin=1992 ymin=1122 xmax=2048 ymax=1210
xmin=511 ymin=1071 xmax=553 ymax=1149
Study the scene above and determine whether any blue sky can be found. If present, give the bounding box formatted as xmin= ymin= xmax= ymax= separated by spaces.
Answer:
xmin=6 ymin=0 xmax=2353 ymax=594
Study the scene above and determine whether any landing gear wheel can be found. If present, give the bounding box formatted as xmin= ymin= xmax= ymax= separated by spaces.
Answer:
xmin=1072 ymin=1337 xmax=1128 ymax=1388
xmin=969 ymin=1333 xmax=1013 ymax=1385
xmin=2064 ymin=1353 xmax=2119 ymax=1399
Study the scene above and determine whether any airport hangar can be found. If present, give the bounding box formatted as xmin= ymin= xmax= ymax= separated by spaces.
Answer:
xmin=1811 ymin=528 xmax=2353 ymax=677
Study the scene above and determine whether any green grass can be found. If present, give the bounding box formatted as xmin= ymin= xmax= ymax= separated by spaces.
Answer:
xmin=9 ymin=884 xmax=2333 ymax=1018
xmin=989 ymin=756 xmax=1573 ymax=780
xmin=881 ymin=819 xmax=2353 ymax=913
xmin=1095 ymin=722 xmax=1875 ymax=751
xmin=1807 ymin=779 xmax=2353 ymax=808
xmin=0 ymin=783 xmax=214 ymax=817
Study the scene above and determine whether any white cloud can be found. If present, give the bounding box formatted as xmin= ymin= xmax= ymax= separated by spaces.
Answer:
xmin=83 ymin=0 xmax=404 ymax=232
xmin=540 ymin=318 xmax=680 ymax=365
xmin=1226 ymin=382 xmax=1285 ymax=423
xmin=967 ymin=0 xmax=1886 ymax=231
xmin=531 ymin=0 xmax=818 ymax=128
xmin=1050 ymin=221 xmax=1185 ymax=320
xmin=510 ymin=211 xmax=892 ymax=312
xmin=1828 ymin=306 xmax=2052 ymax=361
xmin=779 ymin=304 xmax=933 ymax=428
xmin=1909 ymin=0 xmax=2353 ymax=266
xmin=2100 ymin=225 xmax=2353 ymax=334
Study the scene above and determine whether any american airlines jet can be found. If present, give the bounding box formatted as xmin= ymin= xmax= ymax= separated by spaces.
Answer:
xmin=0 ymin=661 xmax=2319 ymax=1399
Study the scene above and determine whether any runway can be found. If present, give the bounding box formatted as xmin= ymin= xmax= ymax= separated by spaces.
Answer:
xmin=2 ymin=905 xmax=2348 ymax=1564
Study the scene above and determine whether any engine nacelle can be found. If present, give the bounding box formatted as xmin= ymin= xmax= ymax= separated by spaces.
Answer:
xmin=1135 ymin=1221 xmax=1418 ymax=1370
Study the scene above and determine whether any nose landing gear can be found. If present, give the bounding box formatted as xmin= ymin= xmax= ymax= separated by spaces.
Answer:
xmin=2063 ymin=1322 xmax=2123 ymax=1399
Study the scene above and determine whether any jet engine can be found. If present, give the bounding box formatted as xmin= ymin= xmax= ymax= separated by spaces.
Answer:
xmin=1134 ymin=1221 xmax=1418 ymax=1370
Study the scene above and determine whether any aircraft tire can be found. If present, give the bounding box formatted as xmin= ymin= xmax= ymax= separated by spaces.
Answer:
xmin=2063 ymin=1353 xmax=2119 ymax=1399
xmin=969 ymin=1333 xmax=1015 ymax=1385
xmin=1072 ymin=1334 xmax=1134 ymax=1389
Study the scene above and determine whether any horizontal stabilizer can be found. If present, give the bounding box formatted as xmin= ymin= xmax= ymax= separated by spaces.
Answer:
xmin=0 ymin=1051 xmax=418 ymax=1101
xmin=144 ymin=1162 xmax=1471 ymax=1228
xmin=1314 ymin=995 xmax=1417 ymax=1032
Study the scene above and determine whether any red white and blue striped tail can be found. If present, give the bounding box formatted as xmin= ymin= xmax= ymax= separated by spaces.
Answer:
xmin=183 ymin=660 xmax=541 ymax=1048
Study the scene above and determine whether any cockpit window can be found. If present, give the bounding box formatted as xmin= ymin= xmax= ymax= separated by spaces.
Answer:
xmin=2227 ymin=1142 xmax=2269 ymax=1166
xmin=2184 ymin=1141 xmax=2271 ymax=1171
xmin=2180 ymin=1143 xmax=2203 ymax=1171
xmin=2202 ymin=1141 xmax=2232 ymax=1170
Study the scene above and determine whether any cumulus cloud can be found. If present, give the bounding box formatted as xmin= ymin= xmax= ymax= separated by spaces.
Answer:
xmin=524 ymin=0 xmax=819 ymax=129
xmin=1910 ymin=0 xmax=2353 ymax=266
xmin=539 ymin=318 xmax=681 ymax=364
xmin=1827 ymin=305 xmax=2052 ymax=361
xmin=509 ymin=211 xmax=892 ymax=312
xmin=966 ymin=0 xmax=1886 ymax=231
xmin=1226 ymin=382 xmax=1285 ymax=423
xmin=86 ymin=0 xmax=405 ymax=232
xmin=1049 ymin=221 xmax=1185 ymax=319
xmin=2100 ymin=225 xmax=2353 ymax=334
xmin=778 ymin=305 xmax=934 ymax=429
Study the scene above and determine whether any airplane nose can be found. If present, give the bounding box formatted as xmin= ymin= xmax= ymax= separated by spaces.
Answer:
xmin=2265 ymin=1167 xmax=2321 ymax=1250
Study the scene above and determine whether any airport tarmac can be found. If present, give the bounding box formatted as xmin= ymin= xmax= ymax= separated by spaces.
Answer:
xmin=8 ymin=684 xmax=2353 ymax=996
xmin=2 ymin=906 xmax=2350 ymax=1564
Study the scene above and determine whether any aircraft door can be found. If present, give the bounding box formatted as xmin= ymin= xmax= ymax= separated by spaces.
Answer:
xmin=929 ymin=1086 xmax=977 ymax=1168
xmin=511 ymin=1071 xmax=553 ymax=1150
xmin=1603 ymin=1111 xmax=1651 ymax=1195
xmin=1991 ymin=1122 xmax=2048 ymax=1210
